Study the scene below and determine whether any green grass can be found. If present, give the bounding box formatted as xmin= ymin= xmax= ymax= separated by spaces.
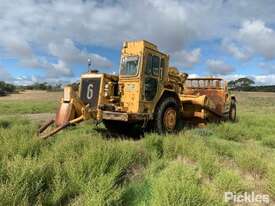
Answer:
xmin=1 ymin=91 xmax=275 ymax=205
xmin=213 ymin=169 xmax=249 ymax=194
xmin=0 ymin=100 xmax=58 ymax=114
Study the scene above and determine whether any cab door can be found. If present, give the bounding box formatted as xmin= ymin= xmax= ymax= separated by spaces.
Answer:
xmin=143 ymin=53 xmax=161 ymax=111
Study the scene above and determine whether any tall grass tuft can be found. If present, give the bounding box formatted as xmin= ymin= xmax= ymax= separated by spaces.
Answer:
xmin=265 ymin=166 xmax=275 ymax=198
xmin=234 ymin=145 xmax=268 ymax=177
xmin=149 ymin=162 xmax=219 ymax=206
xmin=213 ymin=169 xmax=249 ymax=194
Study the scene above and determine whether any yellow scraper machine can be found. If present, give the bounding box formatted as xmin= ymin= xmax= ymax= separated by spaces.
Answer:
xmin=38 ymin=40 xmax=236 ymax=139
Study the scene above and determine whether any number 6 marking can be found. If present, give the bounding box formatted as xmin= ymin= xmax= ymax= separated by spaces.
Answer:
xmin=87 ymin=84 xmax=94 ymax=99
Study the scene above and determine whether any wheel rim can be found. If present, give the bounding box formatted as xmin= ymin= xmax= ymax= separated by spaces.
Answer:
xmin=163 ymin=107 xmax=177 ymax=131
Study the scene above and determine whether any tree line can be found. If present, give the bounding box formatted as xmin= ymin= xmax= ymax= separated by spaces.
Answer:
xmin=228 ymin=78 xmax=255 ymax=90
xmin=0 ymin=81 xmax=16 ymax=96
xmin=228 ymin=77 xmax=275 ymax=92
xmin=0 ymin=81 xmax=62 ymax=96
xmin=19 ymin=83 xmax=62 ymax=91
xmin=1 ymin=77 xmax=275 ymax=96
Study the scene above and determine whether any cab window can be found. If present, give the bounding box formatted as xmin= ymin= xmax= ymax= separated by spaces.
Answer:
xmin=152 ymin=55 xmax=160 ymax=76
xmin=145 ymin=55 xmax=152 ymax=75
xmin=120 ymin=56 xmax=139 ymax=76
xmin=145 ymin=54 xmax=160 ymax=76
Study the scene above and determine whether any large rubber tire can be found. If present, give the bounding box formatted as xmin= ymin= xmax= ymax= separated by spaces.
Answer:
xmin=229 ymin=103 xmax=237 ymax=122
xmin=154 ymin=97 xmax=181 ymax=134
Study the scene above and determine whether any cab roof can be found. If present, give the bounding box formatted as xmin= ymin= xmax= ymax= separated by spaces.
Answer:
xmin=124 ymin=40 xmax=157 ymax=50
xmin=123 ymin=40 xmax=168 ymax=57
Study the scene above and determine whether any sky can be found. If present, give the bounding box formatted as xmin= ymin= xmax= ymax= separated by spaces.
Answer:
xmin=1 ymin=0 xmax=275 ymax=85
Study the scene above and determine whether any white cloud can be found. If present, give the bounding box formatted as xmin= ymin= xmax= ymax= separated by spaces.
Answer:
xmin=1 ymin=36 xmax=33 ymax=59
xmin=252 ymin=75 xmax=275 ymax=85
xmin=1 ymin=1 xmax=275 ymax=52
xmin=48 ymin=39 xmax=112 ymax=69
xmin=13 ymin=75 xmax=38 ymax=86
xmin=47 ymin=60 xmax=72 ymax=78
xmin=206 ymin=59 xmax=235 ymax=75
xmin=258 ymin=62 xmax=275 ymax=74
xmin=0 ymin=36 xmax=112 ymax=79
xmin=0 ymin=66 xmax=13 ymax=82
xmin=222 ymin=20 xmax=275 ymax=62
xmin=222 ymin=40 xmax=251 ymax=61
xmin=1 ymin=1 xmax=275 ymax=82
xmin=0 ymin=0 xmax=193 ymax=52
xmin=238 ymin=20 xmax=275 ymax=60
xmin=171 ymin=48 xmax=201 ymax=68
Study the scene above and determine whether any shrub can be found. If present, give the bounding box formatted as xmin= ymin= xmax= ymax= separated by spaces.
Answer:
xmin=0 ymin=81 xmax=16 ymax=94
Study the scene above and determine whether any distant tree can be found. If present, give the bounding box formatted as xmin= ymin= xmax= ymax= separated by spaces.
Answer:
xmin=235 ymin=78 xmax=255 ymax=88
xmin=228 ymin=80 xmax=236 ymax=89
xmin=0 ymin=81 xmax=16 ymax=94
xmin=23 ymin=82 xmax=62 ymax=91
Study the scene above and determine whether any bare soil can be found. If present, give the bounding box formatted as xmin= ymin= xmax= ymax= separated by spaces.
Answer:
xmin=25 ymin=113 xmax=56 ymax=123
xmin=0 ymin=90 xmax=61 ymax=123
xmin=0 ymin=90 xmax=62 ymax=101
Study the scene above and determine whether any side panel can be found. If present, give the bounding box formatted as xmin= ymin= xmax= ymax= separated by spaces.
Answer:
xmin=80 ymin=78 xmax=101 ymax=108
xmin=120 ymin=80 xmax=141 ymax=113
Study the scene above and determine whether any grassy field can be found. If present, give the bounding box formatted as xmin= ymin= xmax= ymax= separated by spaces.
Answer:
xmin=0 ymin=90 xmax=61 ymax=115
xmin=0 ymin=91 xmax=275 ymax=205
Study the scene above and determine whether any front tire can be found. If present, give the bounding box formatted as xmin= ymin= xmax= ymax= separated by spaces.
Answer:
xmin=229 ymin=103 xmax=237 ymax=122
xmin=154 ymin=97 xmax=181 ymax=134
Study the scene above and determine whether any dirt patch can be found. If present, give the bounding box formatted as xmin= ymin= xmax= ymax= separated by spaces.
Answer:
xmin=234 ymin=91 xmax=275 ymax=101
xmin=0 ymin=90 xmax=62 ymax=101
xmin=3 ymin=113 xmax=56 ymax=124
xmin=24 ymin=113 xmax=56 ymax=123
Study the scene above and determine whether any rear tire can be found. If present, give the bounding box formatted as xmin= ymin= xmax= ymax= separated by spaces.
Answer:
xmin=229 ymin=103 xmax=237 ymax=122
xmin=154 ymin=97 xmax=181 ymax=134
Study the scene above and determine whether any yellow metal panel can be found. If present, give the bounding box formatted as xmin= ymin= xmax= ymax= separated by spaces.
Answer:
xmin=121 ymin=81 xmax=140 ymax=113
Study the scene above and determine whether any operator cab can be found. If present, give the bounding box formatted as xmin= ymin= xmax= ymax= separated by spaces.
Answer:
xmin=119 ymin=40 xmax=169 ymax=114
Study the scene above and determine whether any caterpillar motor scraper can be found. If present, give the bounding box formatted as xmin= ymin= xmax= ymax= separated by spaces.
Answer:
xmin=38 ymin=40 xmax=236 ymax=139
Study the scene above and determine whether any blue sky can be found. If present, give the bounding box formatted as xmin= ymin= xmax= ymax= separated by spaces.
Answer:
xmin=1 ymin=0 xmax=275 ymax=85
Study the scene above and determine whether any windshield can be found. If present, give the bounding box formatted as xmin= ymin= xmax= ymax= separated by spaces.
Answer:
xmin=120 ymin=56 xmax=139 ymax=76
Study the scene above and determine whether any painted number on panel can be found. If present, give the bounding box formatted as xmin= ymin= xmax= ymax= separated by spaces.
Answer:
xmin=87 ymin=84 xmax=94 ymax=99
